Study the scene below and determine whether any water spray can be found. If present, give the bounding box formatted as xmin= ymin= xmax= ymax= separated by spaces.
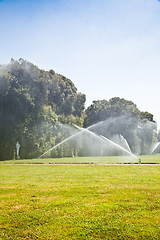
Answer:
xmin=39 ymin=123 xmax=101 ymax=158
xmin=100 ymin=135 xmax=139 ymax=160
xmin=38 ymin=125 xmax=88 ymax=158
xmin=74 ymin=125 xmax=139 ymax=160
xmin=152 ymin=142 xmax=160 ymax=154
xmin=39 ymin=123 xmax=139 ymax=161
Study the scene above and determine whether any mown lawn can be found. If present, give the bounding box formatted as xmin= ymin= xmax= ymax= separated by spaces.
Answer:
xmin=1 ymin=154 xmax=160 ymax=164
xmin=0 ymin=160 xmax=160 ymax=239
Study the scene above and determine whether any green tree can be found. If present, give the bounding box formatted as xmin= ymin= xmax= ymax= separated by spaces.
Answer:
xmin=0 ymin=59 xmax=86 ymax=160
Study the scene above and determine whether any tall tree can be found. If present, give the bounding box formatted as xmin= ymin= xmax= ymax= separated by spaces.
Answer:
xmin=0 ymin=59 xmax=86 ymax=159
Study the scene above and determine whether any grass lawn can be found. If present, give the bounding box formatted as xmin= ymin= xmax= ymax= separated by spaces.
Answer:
xmin=0 ymin=157 xmax=160 ymax=239
xmin=1 ymin=154 xmax=160 ymax=164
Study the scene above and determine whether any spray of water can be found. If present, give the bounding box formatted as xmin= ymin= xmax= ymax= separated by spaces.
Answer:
xmin=74 ymin=125 xmax=139 ymax=160
xmin=39 ymin=123 xmax=106 ymax=158
xmin=39 ymin=127 xmax=84 ymax=158
xmin=39 ymin=121 xmax=139 ymax=160
xmin=119 ymin=134 xmax=132 ymax=153
xmin=100 ymin=135 xmax=139 ymax=160
xmin=152 ymin=142 xmax=160 ymax=154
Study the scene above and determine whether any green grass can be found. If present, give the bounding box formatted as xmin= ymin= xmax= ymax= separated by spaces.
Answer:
xmin=0 ymin=157 xmax=160 ymax=239
xmin=1 ymin=154 xmax=160 ymax=164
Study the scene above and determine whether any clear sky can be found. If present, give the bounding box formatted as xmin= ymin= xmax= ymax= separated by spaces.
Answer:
xmin=0 ymin=0 xmax=160 ymax=126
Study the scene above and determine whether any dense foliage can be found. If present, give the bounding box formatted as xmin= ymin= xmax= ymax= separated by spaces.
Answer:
xmin=0 ymin=59 xmax=158 ymax=160
xmin=0 ymin=59 xmax=85 ymax=159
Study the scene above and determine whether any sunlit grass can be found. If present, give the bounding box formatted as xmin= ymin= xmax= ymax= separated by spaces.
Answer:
xmin=0 ymin=161 xmax=160 ymax=239
xmin=1 ymin=154 xmax=160 ymax=164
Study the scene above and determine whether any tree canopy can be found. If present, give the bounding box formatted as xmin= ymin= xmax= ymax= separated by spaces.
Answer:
xmin=0 ymin=59 xmax=158 ymax=159
xmin=0 ymin=59 xmax=85 ymax=159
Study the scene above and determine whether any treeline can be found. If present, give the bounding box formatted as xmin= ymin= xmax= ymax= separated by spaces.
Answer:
xmin=0 ymin=59 xmax=158 ymax=160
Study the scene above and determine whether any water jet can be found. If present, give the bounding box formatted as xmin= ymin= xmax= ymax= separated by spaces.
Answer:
xmin=39 ymin=120 xmax=139 ymax=160
xmin=152 ymin=142 xmax=160 ymax=154
xmin=74 ymin=125 xmax=139 ymax=160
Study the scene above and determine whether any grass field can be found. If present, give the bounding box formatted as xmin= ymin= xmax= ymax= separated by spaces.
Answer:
xmin=0 ymin=156 xmax=160 ymax=239
xmin=1 ymin=154 xmax=160 ymax=164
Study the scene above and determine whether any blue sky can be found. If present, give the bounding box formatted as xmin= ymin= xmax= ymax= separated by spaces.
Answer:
xmin=0 ymin=0 xmax=160 ymax=126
